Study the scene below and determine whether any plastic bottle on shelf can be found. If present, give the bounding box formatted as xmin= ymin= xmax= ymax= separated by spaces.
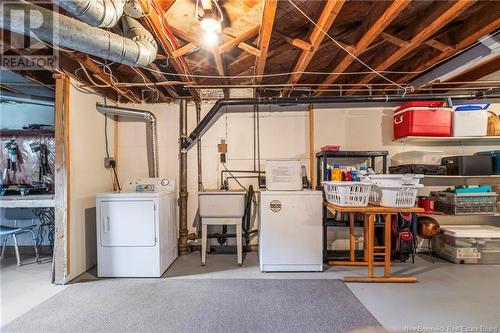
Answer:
xmin=359 ymin=166 xmax=367 ymax=176
xmin=352 ymin=169 xmax=360 ymax=182
xmin=325 ymin=165 xmax=331 ymax=181
xmin=332 ymin=163 xmax=342 ymax=181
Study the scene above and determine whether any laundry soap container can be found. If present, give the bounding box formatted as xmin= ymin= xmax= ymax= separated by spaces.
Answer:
xmin=452 ymin=109 xmax=488 ymax=136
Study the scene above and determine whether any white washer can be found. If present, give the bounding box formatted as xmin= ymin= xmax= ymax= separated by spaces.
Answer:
xmin=259 ymin=190 xmax=323 ymax=272
xmin=96 ymin=178 xmax=177 ymax=277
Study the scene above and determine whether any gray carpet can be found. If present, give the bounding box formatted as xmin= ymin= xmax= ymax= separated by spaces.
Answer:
xmin=3 ymin=279 xmax=380 ymax=333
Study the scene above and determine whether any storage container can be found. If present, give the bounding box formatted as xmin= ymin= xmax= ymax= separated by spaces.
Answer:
xmin=394 ymin=101 xmax=445 ymax=113
xmin=434 ymin=225 xmax=500 ymax=264
xmin=475 ymin=150 xmax=500 ymax=174
xmin=393 ymin=107 xmax=452 ymax=139
xmin=389 ymin=164 xmax=447 ymax=175
xmin=369 ymin=184 xmax=423 ymax=208
xmin=265 ymin=160 xmax=302 ymax=191
xmin=391 ymin=150 xmax=444 ymax=166
xmin=322 ymin=181 xmax=372 ymax=207
xmin=441 ymin=155 xmax=493 ymax=175
xmin=364 ymin=174 xmax=424 ymax=186
xmin=452 ymin=109 xmax=488 ymax=136
xmin=432 ymin=191 xmax=497 ymax=215
xmin=451 ymin=102 xmax=490 ymax=111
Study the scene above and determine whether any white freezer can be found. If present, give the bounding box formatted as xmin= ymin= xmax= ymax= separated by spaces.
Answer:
xmin=259 ymin=190 xmax=323 ymax=272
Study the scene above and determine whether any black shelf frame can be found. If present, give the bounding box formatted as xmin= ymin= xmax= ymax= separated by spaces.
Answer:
xmin=317 ymin=150 xmax=389 ymax=262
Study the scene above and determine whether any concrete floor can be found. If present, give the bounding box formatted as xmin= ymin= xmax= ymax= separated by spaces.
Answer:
xmin=2 ymin=252 xmax=500 ymax=331
xmin=0 ymin=255 xmax=66 ymax=326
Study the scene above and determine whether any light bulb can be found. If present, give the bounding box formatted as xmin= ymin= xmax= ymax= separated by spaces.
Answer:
xmin=204 ymin=29 xmax=219 ymax=45
xmin=200 ymin=17 xmax=220 ymax=32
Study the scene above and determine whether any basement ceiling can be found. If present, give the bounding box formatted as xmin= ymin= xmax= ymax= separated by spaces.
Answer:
xmin=1 ymin=0 xmax=499 ymax=102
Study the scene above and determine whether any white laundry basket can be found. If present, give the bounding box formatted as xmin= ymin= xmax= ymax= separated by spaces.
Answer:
xmin=323 ymin=181 xmax=373 ymax=207
xmin=369 ymin=184 xmax=423 ymax=208
xmin=365 ymin=174 xmax=424 ymax=186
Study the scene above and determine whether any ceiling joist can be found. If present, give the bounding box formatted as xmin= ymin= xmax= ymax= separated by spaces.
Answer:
xmin=315 ymin=0 xmax=411 ymax=95
xmin=254 ymin=0 xmax=278 ymax=85
xmin=285 ymin=0 xmax=345 ymax=93
xmin=347 ymin=0 xmax=477 ymax=92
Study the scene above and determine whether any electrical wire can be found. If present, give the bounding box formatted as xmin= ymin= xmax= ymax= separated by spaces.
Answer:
xmin=287 ymin=0 xmax=407 ymax=92
xmin=104 ymin=114 xmax=121 ymax=191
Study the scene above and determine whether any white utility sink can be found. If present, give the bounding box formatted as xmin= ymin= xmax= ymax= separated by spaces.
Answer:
xmin=198 ymin=190 xmax=246 ymax=218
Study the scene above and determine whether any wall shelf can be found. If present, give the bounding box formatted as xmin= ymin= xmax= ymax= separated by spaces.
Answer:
xmin=394 ymin=136 xmax=500 ymax=145
xmin=0 ymin=129 xmax=55 ymax=137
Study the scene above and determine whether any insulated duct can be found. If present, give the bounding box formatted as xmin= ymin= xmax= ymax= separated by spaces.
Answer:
xmin=0 ymin=1 xmax=157 ymax=67
xmin=96 ymin=104 xmax=158 ymax=178
xmin=52 ymin=0 xmax=125 ymax=28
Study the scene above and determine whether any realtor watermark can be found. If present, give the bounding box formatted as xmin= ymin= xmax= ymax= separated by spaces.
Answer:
xmin=404 ymin=325 xmax=499 ymax=333
xmin=0 ymin=1 xmax=59 ymax=70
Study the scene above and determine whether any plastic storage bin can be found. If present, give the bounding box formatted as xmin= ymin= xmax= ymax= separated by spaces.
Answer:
xmin=393 ymin=105 xmax=452 ymax=139
xmin=369 ymin=184 xmax=423 ymax=208
xmin=475 ymin=151 xmax=500 ymax=174
xmin=452 ymin=109 xmax=488 ymax=136
xmin=432 ymin=191 xmax=498 ymax=215
xmin=391 ymin=150 xmax=443 ymax=166
xmin=451 ymin=102 xmax=490 ymax=111
xmin=322 ymin=181 xmax=372 ymax=207
xmin=441 ymin=155 xmax=493 ymax=175
xmin=434 ymin=225 xmax=500 ymax=264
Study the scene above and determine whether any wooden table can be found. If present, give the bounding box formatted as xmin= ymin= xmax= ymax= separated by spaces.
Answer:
xmin=324 ymin=202 xmax=424 ymax=283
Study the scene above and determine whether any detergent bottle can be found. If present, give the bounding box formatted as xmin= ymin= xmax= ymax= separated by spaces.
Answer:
xmin=332 ymin=163 xmax=342 ymax=181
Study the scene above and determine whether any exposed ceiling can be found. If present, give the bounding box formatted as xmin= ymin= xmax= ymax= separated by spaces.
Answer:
xmin=1 ymin=0 xmax=499 ymax=102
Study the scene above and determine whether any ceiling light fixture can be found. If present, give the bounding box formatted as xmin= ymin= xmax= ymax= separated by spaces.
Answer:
xmin=196 ymin=0 xmax=223 ymax=46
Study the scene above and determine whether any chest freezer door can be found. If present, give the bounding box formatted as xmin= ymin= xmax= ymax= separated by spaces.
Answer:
xmin=99 ymin=200 xmax=156 ymax=247
xmin=260 ymin=193 xmax=322 ymax=264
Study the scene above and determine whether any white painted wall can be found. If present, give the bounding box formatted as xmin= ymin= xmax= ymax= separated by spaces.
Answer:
xmin=116 ymin=101 xmax=500 ymax=248
xmin=66 ymin=81 xmax=116 ymax=281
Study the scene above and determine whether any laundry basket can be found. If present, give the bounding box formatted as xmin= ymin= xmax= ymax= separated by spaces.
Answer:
xmin=365 ymin=174 xmax=424 ymax=186
xmin=370 ymin=184 xmax=423 ymax=208
xmin=322 ymin=181 xmax=372 ymax=207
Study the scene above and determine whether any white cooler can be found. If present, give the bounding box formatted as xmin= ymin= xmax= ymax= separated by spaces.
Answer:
xmin=452 ymin=110 xmax=488 ymax=136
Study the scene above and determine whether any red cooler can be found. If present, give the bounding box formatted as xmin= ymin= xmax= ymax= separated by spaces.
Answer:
xmin=393 ymin=101 xmax=452 ymax=139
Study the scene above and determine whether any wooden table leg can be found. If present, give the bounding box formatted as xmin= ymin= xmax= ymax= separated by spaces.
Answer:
xmin=367 ymin=214 xmax=375 ymax=278
xmin=384 ymin=214 xmax=392 ymax=277
xmin=349 ymin=213 xmax=355 ymax=262
xmin=363 ymin=214 xmax=368 ymax=262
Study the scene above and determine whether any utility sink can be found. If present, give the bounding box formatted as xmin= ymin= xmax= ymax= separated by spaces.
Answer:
xmin=198 ymin=190 xmax=246 ymax=218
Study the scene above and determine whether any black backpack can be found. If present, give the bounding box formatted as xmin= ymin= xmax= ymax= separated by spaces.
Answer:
xmin=391 ymin=213 xmax=417 ymax=263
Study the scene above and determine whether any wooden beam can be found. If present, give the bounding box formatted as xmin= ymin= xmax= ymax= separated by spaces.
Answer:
xmin=172 ymin=42 xmax=198 ymax=58
xmin=380 ymin=31 xmax=409 ymax=48
xmin=395 ymin=2 xmax=500 ymax=85
xmin=274 ymin=30 xmax=312 ymax=51
xmin=157 ymin=0 xmax=176 ymax=12
xmin=285 ymin=0 xmax=345 ymax=91
xmin=315 ymin=0 xmax=410 ymax=95
xmin=53 ymin=73 xmax=70 ymax=284
xmin=254 ymin=0 xmax=278 ymax=85
xmin=238 ymin=42 xmax=261 ymax=57
xmin=219 ymin=26 xmax=260 ymax=54
xmin=139 ymin=0 xmax=200 ymax=100
xmin=425 ymin=39 xmax=454 ymax=53
xmin=349 ymin=0 xmax=476 ymax=90
xmin=308 ymin=104 xmax=315 ymax=188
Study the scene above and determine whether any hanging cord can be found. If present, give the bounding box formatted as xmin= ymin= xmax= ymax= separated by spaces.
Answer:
xmin=287 ymin=0 xmax=407 ymax=92
xmin=104 ymin=113 xmax=121 ymax=191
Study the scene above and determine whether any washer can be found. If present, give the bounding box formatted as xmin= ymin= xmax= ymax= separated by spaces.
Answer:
xmin=96 ymin=178 xmax=177 ymax=277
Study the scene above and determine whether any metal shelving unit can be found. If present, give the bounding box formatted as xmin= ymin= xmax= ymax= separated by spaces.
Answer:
xmin=316 ymin=150 xmax=389 ymax=262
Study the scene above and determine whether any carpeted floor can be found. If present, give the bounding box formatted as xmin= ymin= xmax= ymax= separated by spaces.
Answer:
xmin=3 ymin=279 xmax=380 ymax=333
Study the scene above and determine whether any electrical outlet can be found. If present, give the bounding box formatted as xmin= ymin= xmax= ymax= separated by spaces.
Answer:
xmin=104 ymin=157 xmax=116 ymax=169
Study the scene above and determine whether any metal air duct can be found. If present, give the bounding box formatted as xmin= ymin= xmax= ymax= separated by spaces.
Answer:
xmin=96 ymin=104 xmax=158 ymax=178
xmin=52 ymin=0 xmax=126 ymax=28
xmin=0 ymin=1 xmax=157 ymax=67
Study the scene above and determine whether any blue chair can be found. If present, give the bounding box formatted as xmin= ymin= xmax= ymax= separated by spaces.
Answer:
xmin=1 ymin=208 xmax=40 ymax=266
